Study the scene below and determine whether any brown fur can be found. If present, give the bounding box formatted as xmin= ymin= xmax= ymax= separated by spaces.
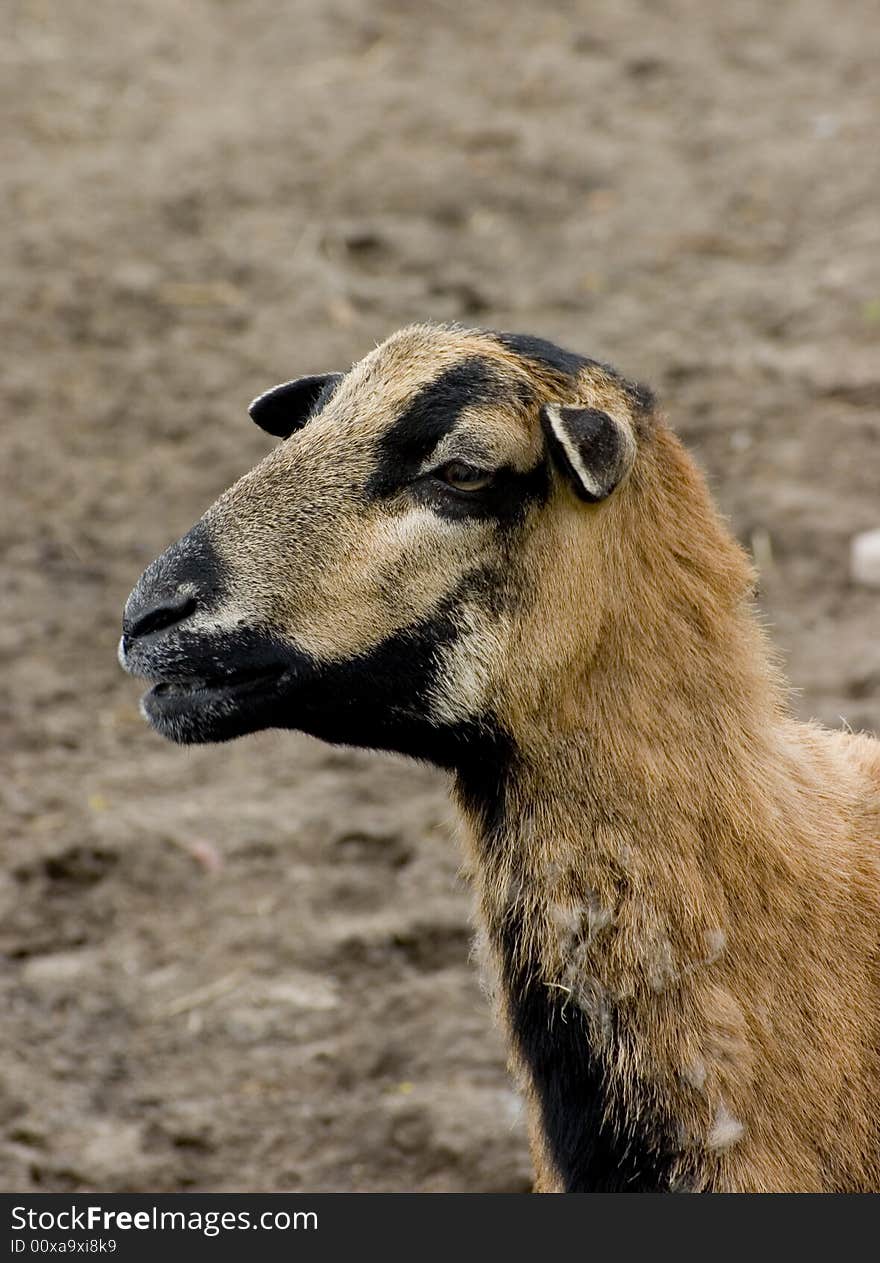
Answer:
xmin=463 ymin=416 xmax=880 ymax=1191
xmin=124 ymin=323 xmax=880 ymax=1191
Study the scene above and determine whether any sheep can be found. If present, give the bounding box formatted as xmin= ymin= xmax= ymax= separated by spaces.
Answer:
xmin=119 ymin=322 xmax=880 ymax=1192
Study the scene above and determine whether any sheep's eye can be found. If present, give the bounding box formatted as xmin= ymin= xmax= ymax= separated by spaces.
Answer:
xmin=437 ymin=462 xmax=495 ymax=492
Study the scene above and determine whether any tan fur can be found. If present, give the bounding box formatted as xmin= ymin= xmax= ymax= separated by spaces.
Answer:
xmin=191 ymin=323 xmax=880 ymax=1191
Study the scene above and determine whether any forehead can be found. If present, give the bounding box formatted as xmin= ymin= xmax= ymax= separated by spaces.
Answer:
xmin=316 ymin=326 xmax=546 ymax=469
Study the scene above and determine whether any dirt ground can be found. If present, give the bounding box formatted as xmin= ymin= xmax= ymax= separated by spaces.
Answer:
xmin=2 ymin=0 xmax=878 ymax=1192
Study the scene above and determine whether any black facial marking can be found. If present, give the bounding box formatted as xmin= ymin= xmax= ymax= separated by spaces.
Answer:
xmin=497 ymin=330 xmax=655 ymax=419
xmin=413 ymin=462 xmax=549 ymax=527
xmin=279 ymin=600 xmax=476 ymax=765
xmin=495 ymin=331 xmax=597 ymax=379
xmin=249 ymin=372 xmax=343 ymax=438
xmin=498 ymin=906 xmax=685 ymax=1193
xmin=367 ymin=357 xmax=524 ymax=498
xmin=282 ymin=567 xmax=519 ymax=768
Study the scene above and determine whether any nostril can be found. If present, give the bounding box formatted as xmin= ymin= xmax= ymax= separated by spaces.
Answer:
xmin=127 ymin=593 xmax=198 ymax=640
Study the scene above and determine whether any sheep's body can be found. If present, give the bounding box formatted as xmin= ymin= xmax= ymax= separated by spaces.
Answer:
xmin=120 ymin=323 xmax=880 ymax=1191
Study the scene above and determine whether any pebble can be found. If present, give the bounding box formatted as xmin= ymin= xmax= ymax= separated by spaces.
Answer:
xmin=850 ymin=529 xmax=880 ymax=588
xmin=21 ymin=949 xmax=101 ymax=988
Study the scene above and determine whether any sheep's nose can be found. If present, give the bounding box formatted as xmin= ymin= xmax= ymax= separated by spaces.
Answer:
xmin=123 ymin=585 xmax=198 ymax=641
xmin=120 ymin=520 xmax=222 ymax=664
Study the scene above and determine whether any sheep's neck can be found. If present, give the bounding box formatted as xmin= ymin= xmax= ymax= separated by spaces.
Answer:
xmin=455 ymin=600 xmax=791 ymax=1191
xmin=464 ymin=593 xmax=788 ymax=966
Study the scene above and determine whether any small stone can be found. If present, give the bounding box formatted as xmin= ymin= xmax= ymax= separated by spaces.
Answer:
xmin=112 ymin=260 xmax=160 ymax=294
xmin=850 ymin=529 xmax=880 ymax=588
xmin=21 ymin=949 xmax=101 ymax=988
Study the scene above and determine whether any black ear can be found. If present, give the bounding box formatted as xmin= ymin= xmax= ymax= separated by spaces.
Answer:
xmin=248 ymin=372 xmax=343 ymax=437
xmin=540 ymin=404 xmax=636 ymax=503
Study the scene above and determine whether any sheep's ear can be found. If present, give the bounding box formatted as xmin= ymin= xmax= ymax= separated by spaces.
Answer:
xmin=248 ymin=372 xmax=343 ymax=438
xmin=540 ymin=403 xmax=636 ymax=503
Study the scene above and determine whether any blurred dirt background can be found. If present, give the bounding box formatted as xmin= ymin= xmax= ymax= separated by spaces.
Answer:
xmin=2 ymin=0 xmax=878 ymax=1192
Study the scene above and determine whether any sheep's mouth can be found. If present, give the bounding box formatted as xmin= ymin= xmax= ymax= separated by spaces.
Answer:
xmin=149 ymin=663 xmax=285 ymax=700
xmin=139 ymin=655 xmax=292 ymax=743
